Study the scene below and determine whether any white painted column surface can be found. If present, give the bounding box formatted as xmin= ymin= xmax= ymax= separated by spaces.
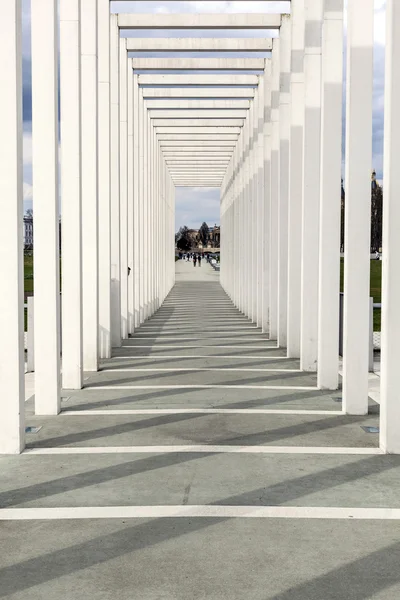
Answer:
xmin=98 ymin=0 xmax=111 ymax=359
xmin=241 ymin=114 xmax=250 ymax=317
xmin=287 ymin=0 xmax=304 ymax=358
xmin=250 ymin=94 xmax=257 ymax=323
xmin=277 ymin=15 xmax=291 ymax=349
xmin=381 ymin=0 xmax=400 ymax=453
xmin=110 ymin=14 xmax=121 ymax=347
xmin=0 ymin=1 xmax=25 ymax=453
xmin=127 ymin=59 xmax=135 ymax=335
xmin=60 ymin=0 xmax=83 ymax=390
xmin=317 ymin=0 xmax=344 ymax=390
xmin=138 ymin=90 xmax=145 ymax=324
xmin=270 ymin=39 xmax=280 ymax=341
xmin=81 ymin=0 xmax=99 ymax=371
xmin=133 ymin=74 xmax=140 ymax=328
xmin=143 ymin=106 xmax=149 ymax=320
xmin=342 ymin=0 xmax=374 ymax=414
xmin=119 ymin=38 xmax=129 ymax=340
xmin=256 ymin=76 xmax=265 ymax=328
xmin=300 ymin=0 xmax=323 ymax=372
xmin=239 ymin=125 xmax=246 ymax=316
xmin=148 ymin=118 xmax=154 ymax=316
xmin=262 ymin=60 xmax=272 ymax=334
xmin=31 ymin=0 xmax=61 ymax=414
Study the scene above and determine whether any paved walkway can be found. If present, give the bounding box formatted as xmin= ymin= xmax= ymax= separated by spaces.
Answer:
xmin=1 ymin=261 xmax=400 ymax=599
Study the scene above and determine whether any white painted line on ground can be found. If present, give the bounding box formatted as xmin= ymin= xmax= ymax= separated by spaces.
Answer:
xmin=62 ymin=409 xmax=344 ymax=416
xmin=120 ymin=345 xmax=279 ymax=349
xmin=102 ymin=368 xmax=300 ymax=373
xmin=110 ymin=356 xmax=289 ymax=360
xmin=85 ymin=385 xmax=316 ymax=391
xmin=24 ymin=446 xmax=383 ymax=456
xmin=125 ymin=338 xmax=270 ymax=342
xmin=132 ymin=336 xmax=267 ymax=340
xmin=2 ymin=505 xmax=400 ymax=521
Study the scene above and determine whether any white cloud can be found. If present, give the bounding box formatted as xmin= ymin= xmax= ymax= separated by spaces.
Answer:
xmin=23 ymin=182 xmax=33 ymax=202
xmin=175 ymin=186 xmax=220 ymax=230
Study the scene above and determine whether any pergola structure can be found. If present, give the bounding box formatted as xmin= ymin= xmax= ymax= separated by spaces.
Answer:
xmin=1 ymin=0 xmax=400 ymax=454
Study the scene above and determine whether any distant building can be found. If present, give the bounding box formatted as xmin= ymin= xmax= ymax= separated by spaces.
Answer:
xmin=208 ymin=224 xmax=220 ymax=248
xmin=187 ymin=228 xmax=200 ymax=248
xmin=23 ymin=215 xmax=34 ymax=250
xmin=23 ymin=215 xmax=62 ymax=252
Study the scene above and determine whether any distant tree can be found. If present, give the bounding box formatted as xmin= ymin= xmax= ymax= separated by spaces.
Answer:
xmin=371 ymin=171 xmax=383 ymax=252
xmin=198 ymin=221 xmax=209 ymax=246
xmin=25 ymin=208 xmax=33 ymax=218
xmin=340 ymin=179 xmax=345 ymax=252
xmin=176 ymin=226 xmax=192 ymax=252
xmin=340 ymin=172 xmax=383 ymax=253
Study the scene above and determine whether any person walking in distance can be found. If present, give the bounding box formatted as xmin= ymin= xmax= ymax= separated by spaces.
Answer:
xmin=198 ymin=254 xmax=202 ymax=267
xmin=193 ymin=254 xmax=197 ymax=267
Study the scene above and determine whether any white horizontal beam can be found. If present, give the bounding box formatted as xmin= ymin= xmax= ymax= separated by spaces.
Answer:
xmin=173 ymin=181 xmax=223 ymax=184
xmin=132 ymin=58 xmax=265 ymax=71
xmin=152 ymin=119 xmax=244 ymax=127
xmin=142 ymin=88 xmax=255 ymax=98
xmin=146 ymin=100 xmax=250 ymax=109
xmin=157 ymin=134 xmax=239 ymax=140
xmin=138 ymin=74 xmax=259 ymax=86
xmin=164 ymin=156 xmax=230 ymax=165
xmin=156 ymin=127 xmax=242 ymax=134
xmin=162 ymin=151 xmax=233 ymax=155
xmin=165 ymin=160 xmax=231 ymax=164
xmin=149 ymin=110 xmax=248 ymax=119
xmin=126 ymin=38 xmax=273 ymax=52
xmin=169 ymin=172 xmax=227 ymax=174
xmin=118 ymin=13 xmax=281 ymax=30
xmin=162 ymin=148 xmax=234 ymax=152
xmin=168 ymin=165 xmax=228 ymax=168
xmin=159 ymin=141 xmax=236 ymax=147
xmin=165 ymin=159 xmax=231 ymax=162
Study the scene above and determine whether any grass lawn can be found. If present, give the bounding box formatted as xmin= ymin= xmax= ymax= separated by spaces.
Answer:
xmin=340 ymin=258 xmax=382 ymax=331
xmin=24 ymin=254 xmax=34 ymax=294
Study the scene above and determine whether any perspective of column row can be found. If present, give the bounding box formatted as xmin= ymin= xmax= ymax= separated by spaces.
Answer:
xmin=1 ymin=1 xmax=400 ymax=455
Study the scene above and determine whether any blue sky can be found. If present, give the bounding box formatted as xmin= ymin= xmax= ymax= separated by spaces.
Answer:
xmin=22 ymin=0 xmax=387 ymax=230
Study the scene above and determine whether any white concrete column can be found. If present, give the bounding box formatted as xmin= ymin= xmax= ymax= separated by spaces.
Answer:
xmin=143 ymin=105 xmax=149 ymax=320
xmin=342 ymin=0 xmax=374 ymax=414
xmin=133 ymin=74 xmax=140 ymax=328
xmin=127 ymin=59 xmax=134 ymax=335
xmin=148 ymin=119 xmax=154 ymax=316
xmin=256 ymin=77 xmax=265 ymax=328
xmin=81 ymin=0 xmax=99 ymax=372
xmin=250 ymin=95 xmax=257 ymax=322
xmin=98 ymin=0 xmax=111 ymax=359
xmin=60 ymin=0 xmax=83 ymax=389
xmin=300 ymin=0 xmax=323 ymax=372
xmin=270 ymin=39 xmax=280 ymax=341
xmin=31 ymin=0 xmax=61 ymax=414
xmin=238 ymin=126 xmax=245 ymax=315
xmin=138 ymin=90 xmax=144 ymax=324
xmin=287 ymin=0 xmax=304 ymax=357
xmin=381 ymin=0 xmax=400 ymax=453
xmin=0 ymin=1 xmax=25 ymax=453
xmin=119 ymin=38 xmax=128 ymax=339
xmin=233 ymin=140 xmax=239 ymax=306
xmin=278 ymin=15 xmax=291 ymax=349
xmin=262 ymin=60 xmax=272 ymax=334
xmin=110 ymin=14 xmax=121 ymax=346
xmin=317 ymin=0 xmax=344 ymax=389
xmin=242 ymin=114 xmax=250 ymax=317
